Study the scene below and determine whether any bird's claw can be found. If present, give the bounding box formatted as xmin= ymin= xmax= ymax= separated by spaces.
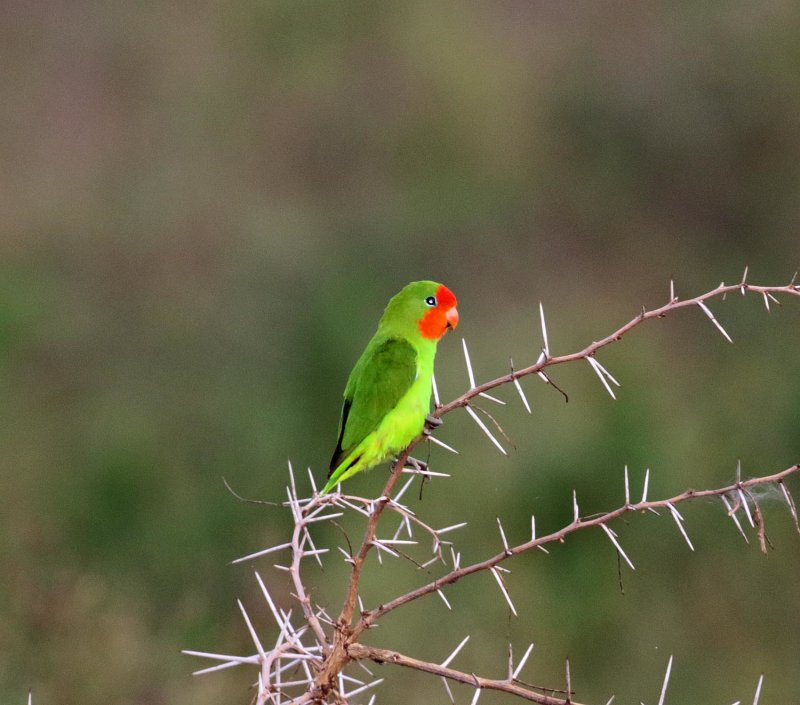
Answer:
xmin=406 ymin=456 xmax=429 ymax=472
xmin=423 ymin=414 xmax=443 ymax=436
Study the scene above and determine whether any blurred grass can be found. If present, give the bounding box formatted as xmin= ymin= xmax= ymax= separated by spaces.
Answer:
xmin=1 ymin=1 xmax=800 ymax=703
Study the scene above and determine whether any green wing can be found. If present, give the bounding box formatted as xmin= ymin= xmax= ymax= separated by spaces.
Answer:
xmin=329 ymin=337 xmax=417 ymax=475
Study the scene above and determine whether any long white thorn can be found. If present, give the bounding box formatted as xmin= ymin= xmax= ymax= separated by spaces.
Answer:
xmin=588 ymin=357 xmax=617 ymax=399
xmin=337 ymin=498 xmax=371 ymax=517
xmin=539 ymin=302 xmax=550 ymax=356
xmin=287 ymin=460 xmax=298 ymax=502
xmin=666 ymin=502 xmax=695 ymax=551
xmin=657 ymin=655 xmax=673 ymax=705
xmin=231 ymin=543 xmax=292 ymax=565
xmin=401 ymin=466 xmax=450 ymax=477
xmin=752 ymin=673 xmax=764 ymax=705
xmin=403 ymin=512 xmax=414 ymax=537
xmin=441 ymin=676 xmax=455 ymax=704
xmin=285 ymin=486 xmax=300 ymax=523
xmin=465 ymin=405 xmax=507 ymax=455
xmin=600 ymin=524 xmax=636 ymax=570
xmin=573 ymin=490 xmax=580 ymax=522
xmin=371 ymin=540 xmax=400 ymax=558
xmin=450 ymin=546 xmax=461 ymax=570
xmin=624 ymin=465 xmax=630 ymax=505
xmin=491 ymin=567 xmax=518 ymax=616
xmin=462 ymin=338 xmax=477 ymax=388
xmin=592 ymin=356 xmax=621 ymax=387
xmin=391 ymin=517 xmax=406 ymax=542
xmin=737 ymin=487 xmax=756 ymax=527
xmin=341 ymin=673 xmax=367 ymax=689
xmin=670 ymin=278 xmax=676 ymax=301
xmin=304 ymin=512 xmax=344 ymax=523
xmin=437 ymin=589 xmax=452 ymax=610
xmin=779 ymin=480 xmax=800 ymax=534
xmin=529 ymin=516 xmax=549 ymax=553
xmin=697 ymin=300 xmax=733 ymax=343
xmin=641 ymin=468 xmax=650 ymax=503
xmin=341 ymin=671 xmax=367 ymax=686
xmin=237 ymin=599 xmax=266 ymax=658
xmin=461 ymin=338 xmax=506 ymax=406
xmin=497 ymin=517 xmax=510 ymax=552
xmin=182 ymin=650 xmax=260 ymax=664
xmin=565 ymin=658 xmax=572 ymax=699
xmin=441 ymin=635 xmax=471 ymax=668
xmin=513 ymin=375 xmax=532 ymax=414
xmin=470 ymin=686 xmax=482 ymax=705
xmin=427 ymin=434 xmax=459 ymax=454
xmin=432 ymin=373 xmax=441 ymax=406
xmin=512 ymin=643 xmax=535 ymax=680
xmin=437 ymin=522 xmax=468 ymax=535
xmin=393 ymin=476 xmax=415 ymax=504
xmin=190 ymin=659 xmax=248 ymax=676
xmin=301 ymin=547 xmax=328 ymax=561
xmin=721 ymin=495 xmax=749 ymax=543
xmin=343 ymin=678 xmax=385 ymax=699
xmin=254 ymin=572 xmax=285 ymax=631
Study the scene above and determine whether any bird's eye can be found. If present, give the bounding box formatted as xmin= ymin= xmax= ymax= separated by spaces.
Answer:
xmin=424 ymin=296 xmax=437 ymax=307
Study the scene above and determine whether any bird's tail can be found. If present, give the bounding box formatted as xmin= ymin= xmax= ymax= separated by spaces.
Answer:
xmin=320 ymin=451 xmax=363 ymax=495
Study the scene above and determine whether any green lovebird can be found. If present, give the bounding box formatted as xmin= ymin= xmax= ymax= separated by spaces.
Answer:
xmin=321 ymin=281 xmax=459 ymax=494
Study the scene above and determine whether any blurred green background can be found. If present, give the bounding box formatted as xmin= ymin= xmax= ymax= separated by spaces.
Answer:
xmin=2 ymin=1 xmax=800 ymax=703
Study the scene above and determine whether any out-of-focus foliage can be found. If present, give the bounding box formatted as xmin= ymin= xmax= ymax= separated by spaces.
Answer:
xmin=2 ymin=1 xmax=799 ymax=703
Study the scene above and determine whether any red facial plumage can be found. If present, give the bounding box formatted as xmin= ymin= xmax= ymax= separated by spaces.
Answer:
xmin=418 ymin=284 xmax=459 ymax=340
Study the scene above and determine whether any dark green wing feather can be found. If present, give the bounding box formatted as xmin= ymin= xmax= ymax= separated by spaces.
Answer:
xmin=328 ymin=399 xmax=352 ymax=475
xmin=328 ymin=337 xmax=417 ymax=475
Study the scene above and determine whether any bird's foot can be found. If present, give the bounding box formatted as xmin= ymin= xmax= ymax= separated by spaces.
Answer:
xmin=423 ymin=414 xmax=443 ymax=437
xmin=405 ymin=456 xmax=429 ymax=473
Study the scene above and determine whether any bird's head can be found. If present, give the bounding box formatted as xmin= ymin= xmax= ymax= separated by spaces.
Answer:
xmin=382 ymin=281 xmax=459 ymax=341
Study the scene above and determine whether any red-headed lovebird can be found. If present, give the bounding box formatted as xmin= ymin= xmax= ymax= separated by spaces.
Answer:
xmin=321 ymin=281 xmax=459 ymax=494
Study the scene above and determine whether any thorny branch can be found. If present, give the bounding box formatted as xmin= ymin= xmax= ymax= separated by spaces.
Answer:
xmin=314 ymin=444 xmax=417 ymax=692
xmin=186 ymin=277 xmax=800 ymax=704
xmin=436 ymin=279 xmax=800 ymax=418
xmin=348 ymin=643 xmax=584 ymax=705
xmin=357 ymin=464 xmax=800 ymax=628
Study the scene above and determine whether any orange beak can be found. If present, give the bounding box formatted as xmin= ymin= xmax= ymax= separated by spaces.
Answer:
xmin=445 ymin=306 xmax=459 ymax=331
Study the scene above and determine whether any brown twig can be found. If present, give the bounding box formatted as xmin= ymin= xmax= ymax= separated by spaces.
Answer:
xmin=348 ymin=643 xmax=584 ymax=705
